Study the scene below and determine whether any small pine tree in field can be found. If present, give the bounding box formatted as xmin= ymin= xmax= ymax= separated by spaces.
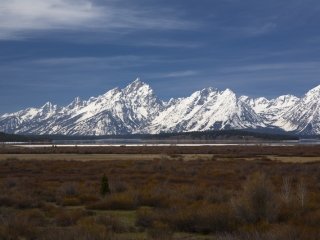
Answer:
xmin=100 ymin=174 xmax=110 ymax=197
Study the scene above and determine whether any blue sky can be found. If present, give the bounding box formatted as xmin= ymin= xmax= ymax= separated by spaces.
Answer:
xmin=1 ymin=0 xmax=320 ymax=114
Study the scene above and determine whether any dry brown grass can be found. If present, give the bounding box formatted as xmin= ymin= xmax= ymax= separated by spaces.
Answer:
xmin=0 ymin=146 xmax=319 ymax=239
xmin=1 ymin=144 xmax=320 ymax=157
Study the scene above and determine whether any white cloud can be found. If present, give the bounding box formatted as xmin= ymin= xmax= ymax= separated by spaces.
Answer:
xmin=0 ymin=0 xmax=100 ymax=39
xmin=164 ymin=70 xmax=198 ymax=78
xmin=132 ymin=39 xmax=202 ymax=48
xmin=220 ymin=22 xmax=277 ymax=38
xmin=149 ymin=70 xmax=199 ymax=79
xmin=0 ymin=55 xmax=188 ymax=73
xmin=220 ymin=62 xmax=320 ymax=73
xmin=0 ymin=0 xmax=196 ymax=40
xmin=243 ymin=22 xmax=277 ymax=36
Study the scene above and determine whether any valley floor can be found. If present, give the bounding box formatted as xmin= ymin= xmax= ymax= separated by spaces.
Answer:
xmin=0 ymin=145 xmax=320 ymax=239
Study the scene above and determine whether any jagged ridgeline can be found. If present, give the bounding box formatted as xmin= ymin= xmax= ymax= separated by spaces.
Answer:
xmin=0 ymin=78 xmax=319 ymax=135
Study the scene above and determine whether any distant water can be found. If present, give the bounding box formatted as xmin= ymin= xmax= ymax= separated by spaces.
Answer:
xmin=298 ymin=139 xmax=320 ymax=145
xmin=52 ymin=138 xmax=144 ymax=145
xmin=48 ymin=138 xmax=320 ymax=146
xmin=4 ymin=138 xmax=320 ymax=147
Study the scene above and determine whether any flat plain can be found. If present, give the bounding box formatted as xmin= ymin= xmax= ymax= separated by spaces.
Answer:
xmin=0 ymin=145 xmax=320 ymax=239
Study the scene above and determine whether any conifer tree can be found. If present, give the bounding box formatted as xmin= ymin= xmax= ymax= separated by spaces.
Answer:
xmin=100 ymin=174 xmax=110 ymax=197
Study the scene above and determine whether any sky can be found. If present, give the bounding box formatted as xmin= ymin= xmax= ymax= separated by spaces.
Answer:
xmin=0 ymin=0 xmax=320 ymax=114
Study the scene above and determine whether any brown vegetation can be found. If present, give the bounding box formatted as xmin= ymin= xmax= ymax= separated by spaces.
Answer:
xmin=2 ymin=144 xmax=320 ymax=157
xmin=0 ymin=146 xmax=319 ymax=239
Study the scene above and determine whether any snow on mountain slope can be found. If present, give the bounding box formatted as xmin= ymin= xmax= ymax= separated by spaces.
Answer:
xmin=64 ymin=79 xmax=163 ymax=135
xmin=241 ymin=95 xmax=300 ymax=123
xmin=274 ymin=85 xmax=320 ymax=134
xmin=146 ymin=88 xmax=265 ymax=133
xmin=0 ymin=102 xmax=59 ymax=133
xmin=0 ymin=79 xmax=319 ymax=135
xmin=0 ymin=79 xmax=163 ymax=135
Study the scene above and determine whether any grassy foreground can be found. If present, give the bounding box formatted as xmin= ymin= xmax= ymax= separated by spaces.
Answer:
xmin=0 ymin=146 xmax=319 ymax=239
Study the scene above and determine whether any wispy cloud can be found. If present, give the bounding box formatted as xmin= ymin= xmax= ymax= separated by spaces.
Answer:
xmin=242 ymin=22 xmax=277 ymax=37
xmin=220 ymin=61 xmax=320 ymax=73
xmin=163 ymin=70 xmax=199 ymax=78
xmin=0 ymin=55 xmax=194 ymax=73
xmin=0 ymin=56 xmax=151 ymax=73
xmin=0 ymin=0 xmax=100 ymax=39
xmin=148 ymin=70 xmax=199 ymax=79
xmin=31 ymin=56 xmax=145 ymax=67
xmin=0 ymin=0 xmax=197 ymax=40
xmin=132 ymin=39 xmax=203 ymax=48
xmin=221 ymin=22 xmax=277 ymax=38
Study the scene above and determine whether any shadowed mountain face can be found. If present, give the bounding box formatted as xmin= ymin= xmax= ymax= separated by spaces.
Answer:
xmin=0 ymin=78 xmax=319 ymax=135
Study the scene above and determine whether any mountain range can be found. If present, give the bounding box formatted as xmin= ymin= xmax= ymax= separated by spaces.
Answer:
xmin=0 ymin=78 xmax=319 ymax=136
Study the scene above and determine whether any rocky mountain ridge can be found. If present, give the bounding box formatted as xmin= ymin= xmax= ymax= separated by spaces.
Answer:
xmin=0 ymin=78 xmax=319 ymax=135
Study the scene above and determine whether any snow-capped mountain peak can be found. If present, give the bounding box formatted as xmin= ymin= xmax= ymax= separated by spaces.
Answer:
xmin=123 ymin=78 xmax=154 ymax=97
xmin=0 ymin=79 xmax=319 ymax=135
xmin=41 ymin=101 xmax=55 ymax=110
xmin=39 ymin=102 xmax=58 ymax=117
xmin=274 ymin=85 xmax=320 ymax=134
xmin=68 ymin=97 xmax=83 ymax=108
xmin=305 ymin=84 xmax=320 ymax=99
xmin=125 ymin=77 xmax=143 ymax=88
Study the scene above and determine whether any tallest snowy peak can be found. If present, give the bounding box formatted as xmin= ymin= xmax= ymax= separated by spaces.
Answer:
xmin=124 ymin=78 xmax=152 ymax=94
xmin=127 ymin=77 xmax=146 ymax=87
xmin=134 ymin=77 xmax=141 ymax=82
xmin=200 ymin=87 xmax=218 ymax=95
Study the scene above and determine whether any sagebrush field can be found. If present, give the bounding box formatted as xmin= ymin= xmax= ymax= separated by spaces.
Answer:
xmin=0 ymin=145 xmax=319 ymax=239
